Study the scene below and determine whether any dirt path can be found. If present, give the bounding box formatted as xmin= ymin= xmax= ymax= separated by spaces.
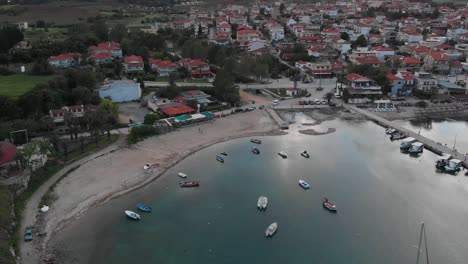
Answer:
xmin=19 ymin=135 xmax=125 ymax=264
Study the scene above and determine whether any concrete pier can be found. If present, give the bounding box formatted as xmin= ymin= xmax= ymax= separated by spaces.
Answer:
xmin=346 ymin=105 xmax=468 ymax=166
xmin=266 ymin=109 xmax=289 ymax=129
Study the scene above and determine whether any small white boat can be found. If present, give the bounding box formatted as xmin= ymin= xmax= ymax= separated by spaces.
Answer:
xmin=125 ymin=210 xmax=141 ymax=220
xmin=385 ymin=128 xmax=397 ymax=135
xmin=444 ymin=159 xmax=463 ymax=174
xmin=298 ymin=180 xmax=310 ymax=189
xmin=178 ymin=172 xmax=187 ymax=178
xmin=257 ymin=196 xmax=268 ymax=210
xmin=408 ymin=142 xmax=424 ymax=155
xmin=278 ymin=151 xmax=287 ymax=158
xmin=400 ymin=137 xmax=416 ymax=150
xmin=265 ymin=222 xmax=278 ymax=237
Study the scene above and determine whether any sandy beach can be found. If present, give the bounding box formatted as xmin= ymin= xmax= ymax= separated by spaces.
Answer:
xmin=21 ymin=109 xmax=283 ymax=263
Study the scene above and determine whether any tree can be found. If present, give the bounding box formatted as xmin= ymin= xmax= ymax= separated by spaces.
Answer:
xmin=340 ymin=32 xmax=350 ymax=41
xmin=98 ymin=99 xmax=119 ymax=140
xmin=254 ymin=63 xmax=268 ymax=80
xmin=92 ymin=20 xmax=109 ymax=41
xmin=325 ymin=92 xmax=334 ymax=104
xmin=355 ymin=35 xmax=368 ymax=48
xmin=0 ymin=96 xmax=20 ymax=120
xmin=197 ymin=23 xmax=203 ymax=37
xmin=0 ymin=25 xmax=24 ymax=53
xmin=213 ymin=69 xmax=240 ymax=105
xmin=109 ymin=23 xmax=127 ymax=42
xmin=164 ymin=84 xmax=181 ymax=99
xmin=40 ymin=115 xmax=55 ymax=136
xmin=144 ymin=113 xmax=160 ymax=125
xmin=279 ymin=3 xmax=285 ymax=15
xmin=64 ymin=112 xmax=79 ymax=141
xmin=430 ymin=8 xmax=440 ymax=19
xmin=98 ymin=98 xmax=119 ymax=118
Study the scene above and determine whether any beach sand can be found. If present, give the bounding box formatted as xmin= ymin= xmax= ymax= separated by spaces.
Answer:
xmin=29 ymin=110 xmax=283 ymax=263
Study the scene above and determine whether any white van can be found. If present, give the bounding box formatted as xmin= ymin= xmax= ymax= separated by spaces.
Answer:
xmin=272 ymin=99 xmax=279 ymax=106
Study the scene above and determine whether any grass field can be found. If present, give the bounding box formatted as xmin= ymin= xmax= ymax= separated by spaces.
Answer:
xmin=0 ymin=4 xmax=16 ymax=10
xmin=0 ymin=75 xmax=54 ymax=98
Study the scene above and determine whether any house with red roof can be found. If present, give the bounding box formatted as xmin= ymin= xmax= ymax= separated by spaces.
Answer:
xmin=49 ymin=104 xmax=96 ymax=123
xmin=423 ymin=52 xmax=450 ymax=74
xmin=88 ymin=41 xmax=122 ymax=58
xmin=48 ymin=53 xmax=81 ymax=68
xmin=306 ymin=61 xmax=333 ymax=78
xmin=178 ymin=59 xmax=212 ymax=78
xmin=370 ymin=46 xmax=395 ymax=61
xmin=124 ymin=55 xmax=144 ymax=73
xmin=400 ymin=57 xmax=423 ymax=72
xmin=386 ymin=71 xmax=415 ymax=96
xmin=236 ymin=29 xmax=259 ymax=44
xmin=397 ymin=30 xmax=423 ymax=43
xmin=286 ymin=88 xmax=299 ymax=97
xmin=337 ymin=73 xmax=382 ymax=103
xmin=298 ymin=35 xmax=323 ymax=45
xmin=410 ymin=45 xmax=433 ymax=60
xmin=321 ymin=28 xmax=340 ymax=38
xmin=172 ymin=20 xmax=192 ymax=30
xmin=87 ymin=51 xmax=113 ymax=64
xmin=149 ymin=59 xmax=180 ymax=76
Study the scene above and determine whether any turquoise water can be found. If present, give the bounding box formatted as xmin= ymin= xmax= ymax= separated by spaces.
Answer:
xmin=54 ymin=119 xmax=468 ymax=264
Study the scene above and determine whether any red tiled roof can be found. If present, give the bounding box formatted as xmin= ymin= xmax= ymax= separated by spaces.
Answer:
xmin=149 ymin=59 xmax=179 ymax=69
xmin=322 ymin=28 xmax=339 ymax=33
xmin=355 ymin=57 xmax=381 ymax=65
xmin=237 ymin=29 xmax=257 ymax=35
xmin=125 ymin=55 xmax=144 ymax=64
xmin=298 ymin=36 xmax=323 ymax=41
xmin=371 ymin=46 xmax=394 ymax=52
xmin=429 ymin=52 xmax=449 ymax=62
xmin=345 ymin=73 xmax=365 ymax=81
xmin=402 ymin=57 xmax=423 ymax=65
xmin=386 ymin=73 xmax=402 ymax=81
xmin=49 ymin=53 xmax=80 ymax=61
xmin=89 ymin=41 xmax=121 ymax=51
xmin=0 ymin=142 xmax=16 ymax=165
xmin=287 ymin=88 xmax=298 ymax=91
xmin=161 ymin=105 xmax=195 ymax=116
xmin=87 ymin=51 xmax=113 ymax=60
xmin=192 ymin=71 xmax=212 ymax=75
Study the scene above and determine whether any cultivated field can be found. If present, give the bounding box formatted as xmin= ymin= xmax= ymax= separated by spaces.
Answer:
xmin=0 ymin=75 xmax=53 ymax=98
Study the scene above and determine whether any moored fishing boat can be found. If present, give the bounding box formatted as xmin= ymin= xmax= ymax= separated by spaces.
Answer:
xmin=400 ymin=137 xmax=416 ymax=151
xmin=251 ymin=139 xmax=261 ymax=144
xmin=257 ymin=196 xmax=268 ymax=210
xmin=301 ymin=151 xmax=310 ymax=158
xmin=252 ymin=147 xmax=260 ymax=154
xmin=265 ymin=222 xmax=278 ymax=237
xmin=444 ymin=159 xmax=463 ymax=174
xmin=220 ymin=152 xmax=228 ymax=156
xmin=143 ymin=163 xmax=160 ymax=171
xmin=323 ymin=198 xmax=337 ymax=212
xmin=278 ymin=151 xmax=287 ymax=159
xmin=298 ymin=180 xmax=310 ymax=189
xmin=216 ymin=155 xmax=224 ymax=163
xmin=125 ymin=210 xmax=141 ymax=220
xmin=385 ymin=128 xmax=397 ymax=135
xmin=408 ymin=142 xmax=424 ymax=155
xmin=136 ymin=204 xmax=151 ymax=213
xmin=178 ymin=172 xmax=187 ymax=178
xmin=390 ymin=133 xmax=406 ymax=141
xmin=179 ymin=181 xmax=200 ymax=187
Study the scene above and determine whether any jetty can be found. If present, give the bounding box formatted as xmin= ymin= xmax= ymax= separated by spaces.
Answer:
xmin=346 ymin=105 xmax=468 ymax=166
xmin=266 ymin=109 xmax=289 ymax=129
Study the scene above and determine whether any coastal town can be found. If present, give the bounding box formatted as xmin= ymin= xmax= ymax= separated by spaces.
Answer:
xmin=1 ymin=0 xmax=468 ymax=263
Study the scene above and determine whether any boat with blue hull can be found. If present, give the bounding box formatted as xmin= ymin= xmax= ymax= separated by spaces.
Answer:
xmin=136 ymin=204 xmax=152 ymax=213
xmin=216 ymin=155 xmax=224 ymax=163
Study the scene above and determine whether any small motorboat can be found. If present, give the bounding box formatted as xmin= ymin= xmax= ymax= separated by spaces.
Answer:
xmin=136 ymin=203 xmax=152 ymax=213
xmin=220 ymin=152 xmax=228 ymax=156
xmin=251 ymin=139 xmax=262 ymax=144
xmin=265 ymin=222 xmax=278 ymax=237
xmin=301 ymin=151 xmax=310 ymax=158
xmin=385 ymin=128 xmax=397 ymax=135
xmin=144 ymin=163 xmax=160 ymax=171
xmin=125 ymin=210 xmax=141 ymax=220
xmin=178 ymin=172 xmax=187 ymax=178
xmin=278 ymin=151 xmax=287 ymax=159
xmin=323 ymin=198 xmax=337 ymax=212
xmin=180 ymin=181 xmax=200 ymax=187
xmin=390 ymin=133 xmax=406 ymax=141
xmin=216 ymin=155 xmax=224 ymax=163
xmin=298 ymin=180 xmax=310 ymax=189
xmin=252 ymin=148 xmax=260 ymax=154
xmin=257 ymin=196 xmax=268 ymax=210
xmin=444 ymin=159 xmax=463 ymax=174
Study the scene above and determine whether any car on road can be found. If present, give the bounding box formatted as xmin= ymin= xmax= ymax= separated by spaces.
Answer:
xmin=234 ymin=108 xmax=243 ymax=113
xmin=272 ymin=99 xmax=279 ymax=106
xmin=299 ymin=100 xmax=304 ymax=105
xmin=305 ymin=93 xmax=311 ymax=97
xmin=24 ymin=227 xmax=33 ymax=241
xmin=259 ymin=105 xmax=264 ymax=109
xmin=314 ymin=99 xmax=320 ymax=104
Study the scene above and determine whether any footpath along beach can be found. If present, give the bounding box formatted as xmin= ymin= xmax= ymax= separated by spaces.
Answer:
xmin=20 ymin=110 xmax=284 ymax=263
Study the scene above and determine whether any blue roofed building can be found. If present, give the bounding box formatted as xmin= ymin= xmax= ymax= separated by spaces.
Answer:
xmin=99 ymin=80 xmax=141 ymax=103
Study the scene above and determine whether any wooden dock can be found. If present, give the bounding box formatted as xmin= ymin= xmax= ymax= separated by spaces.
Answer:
xmin=346 ymin=105 xmax=468 ymax=165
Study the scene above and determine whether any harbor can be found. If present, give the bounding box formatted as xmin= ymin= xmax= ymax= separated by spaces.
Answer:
xmin=49 ymin=118 xmax=468 ymax=264
xmin=346 ymin=105 xmax=468 ymax=166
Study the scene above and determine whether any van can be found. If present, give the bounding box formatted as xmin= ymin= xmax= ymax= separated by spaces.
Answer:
xmin=272 ymin=99 xmax=279 ymax=106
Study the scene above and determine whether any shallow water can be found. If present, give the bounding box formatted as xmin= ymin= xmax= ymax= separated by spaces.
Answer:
xmin=53 ymin=119 xmax=468 ymax=264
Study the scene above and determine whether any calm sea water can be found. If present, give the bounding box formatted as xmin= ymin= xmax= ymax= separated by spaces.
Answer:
xmin=397 ymin=119 xmax=468 ymax=155
xmin=54 ymin=118 xmax=468 ymax=264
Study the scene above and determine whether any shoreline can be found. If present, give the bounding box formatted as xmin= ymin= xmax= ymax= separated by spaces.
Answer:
xmin=32 ymin=110 xmax=284 ymax=264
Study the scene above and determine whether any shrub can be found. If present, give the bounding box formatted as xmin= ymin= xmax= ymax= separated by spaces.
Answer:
xmin=127 ymin=125 xmax=159 ymax=144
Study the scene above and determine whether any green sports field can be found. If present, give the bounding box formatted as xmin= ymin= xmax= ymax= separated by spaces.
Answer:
xmin=0 ymin=75 xmax=53 ymax=98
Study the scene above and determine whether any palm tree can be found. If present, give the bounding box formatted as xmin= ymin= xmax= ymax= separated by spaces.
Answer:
xmin=325 ymin=92 xmax=334 ymax=104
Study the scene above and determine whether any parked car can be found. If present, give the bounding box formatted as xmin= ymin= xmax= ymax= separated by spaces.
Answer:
xmin=24 ymin=227 xmax=33 ymax=242
xmin=329 ymin=102 xmax=336 ymax=107
xmin=272 ymin=99 xmax=279 ymax=106
xmin=259 ymin=105 xmax=264 ymax=109
xmin=299 ymin=101 xmax=304 ymax=105
xmin=234 ymin=108 xmax=243 ymax=113
xmin=305 ymin=93 xmax=311 ymax=97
